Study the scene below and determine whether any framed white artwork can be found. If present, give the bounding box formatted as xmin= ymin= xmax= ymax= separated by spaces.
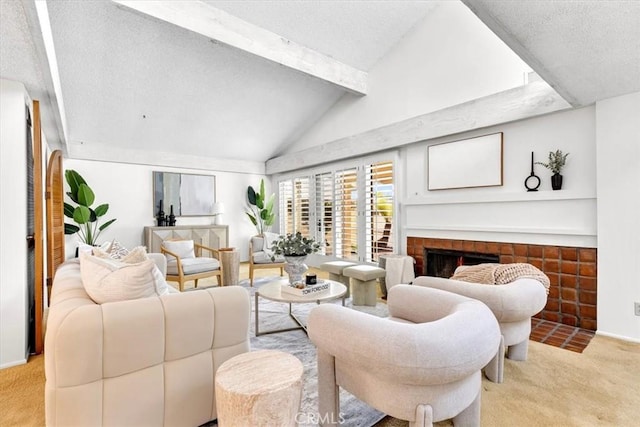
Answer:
xmin=427 ymin=132 xmax=503 ymax=191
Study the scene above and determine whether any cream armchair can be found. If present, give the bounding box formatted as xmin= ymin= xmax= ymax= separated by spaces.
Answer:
xmin=308 ymin=285 xmax=501 ymax=426
xmin=248 ymin=235 xmax=284 ymax=286
xmin=161 ymin=239 xmax=223 ymax=291
xmin=413 ymin=269 xmax=548 ymax=383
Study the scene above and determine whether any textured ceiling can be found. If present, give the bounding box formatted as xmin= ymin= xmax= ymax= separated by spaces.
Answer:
xmin=43 ymin=0 xmax=434 ymax=164
xmin=463 ymin=0 xmax=640 ymax=107
xmin=205 ymin=0 xmax=439 ymax=70
xmin=47 ymin=0 xmax=338 ymax=162
xmin=0 ymin=0 xmax=62 ymax=148
xmin=1 ymin=0 xmax=639 ymax=169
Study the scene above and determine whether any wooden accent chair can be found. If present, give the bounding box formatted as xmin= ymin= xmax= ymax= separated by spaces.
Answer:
xmin=248 ymin=235 xmax=285 ymax=286
xmin=161 ymin=239 xmax=223 ymax=291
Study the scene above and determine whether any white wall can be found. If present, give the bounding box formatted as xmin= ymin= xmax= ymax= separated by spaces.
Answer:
xmin=63 ymin=159 xmax=268 ymax=261
xmin=0 ymin=79 xmax=29 ymax=368
xmin=401 ymin=106 xmax=597 ymax=249
xmin=595 ymin=91 xmax=640 ymax=342
xmin=286 ymin=1 xmax=531 ymax=153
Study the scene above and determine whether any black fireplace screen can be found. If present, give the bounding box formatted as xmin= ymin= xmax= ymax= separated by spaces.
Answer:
xmin=424 ymin=248 xmax=499 ymax=278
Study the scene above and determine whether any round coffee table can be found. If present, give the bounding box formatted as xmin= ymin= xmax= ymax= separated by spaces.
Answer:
xmin=255 ymin=279 xmax=347 ymax=336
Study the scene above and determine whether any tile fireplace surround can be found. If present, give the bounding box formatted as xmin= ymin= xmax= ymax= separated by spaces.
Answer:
xmin=406 ymin=237 xmax=597 ymax=331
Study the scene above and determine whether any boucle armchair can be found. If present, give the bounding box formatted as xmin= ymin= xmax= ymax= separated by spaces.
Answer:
xmin=308 ymin=285 xmax=500 ymax=426
xmin=413 ymin=267 xmax=548 ymax=383
xmin=45 ymin=258 xmax=251 ymax=426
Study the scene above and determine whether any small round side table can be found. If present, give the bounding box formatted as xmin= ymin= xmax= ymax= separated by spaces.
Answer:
xmin=219 ymin=248 xmax=240 ymax=285
xmin=215 ymin=350 xmax=303 ymax=426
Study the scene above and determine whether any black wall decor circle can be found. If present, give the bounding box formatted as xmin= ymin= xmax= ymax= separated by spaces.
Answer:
xmin=525 ymin=151 xmax=541 ymax=192
xmin=525 ymin=174 xmax=541 ymax=191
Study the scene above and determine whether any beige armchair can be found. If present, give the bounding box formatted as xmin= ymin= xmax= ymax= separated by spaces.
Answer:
xmin=161 ymin=239 xmax=223 ymax=291
xmin=413 ymin=266 xmax=548 ymax=383
xmin=308 ymin=285 xmax=501 ymax=426
xmin=248 ymin=235 xmax=284 ymax=286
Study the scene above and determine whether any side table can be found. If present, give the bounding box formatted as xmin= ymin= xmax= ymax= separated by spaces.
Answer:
xmin=219 ymin=248 xmax=239 ymax=285
xmin=215 ymin=350 xmax=303 ymax=426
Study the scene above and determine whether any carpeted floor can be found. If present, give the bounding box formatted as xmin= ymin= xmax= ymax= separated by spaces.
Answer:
xmin=2 ymin=265 xmax=639 ymax=426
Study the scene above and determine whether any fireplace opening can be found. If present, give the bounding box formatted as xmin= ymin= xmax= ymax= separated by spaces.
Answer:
xmin=424 ymin=248 xmax=499 ymax=278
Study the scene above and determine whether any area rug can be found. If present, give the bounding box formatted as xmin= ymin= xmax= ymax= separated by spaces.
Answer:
xmin=242 ymin=276 xmax=388 ymax=427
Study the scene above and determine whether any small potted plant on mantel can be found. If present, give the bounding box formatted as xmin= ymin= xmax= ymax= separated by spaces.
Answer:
xmin=536 ymin=149 xmax=570 ymax=190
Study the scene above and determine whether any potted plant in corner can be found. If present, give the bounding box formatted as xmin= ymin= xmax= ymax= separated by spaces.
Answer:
xmin=245 ymin=179 xmax=275 ymax=236
xmin=536 ymin=149 xmax=569 ymax=190
xmin=64 ymin=169 xmax=116 ymax=250
xmin=270 ymin=232 xmax=323 ymax=284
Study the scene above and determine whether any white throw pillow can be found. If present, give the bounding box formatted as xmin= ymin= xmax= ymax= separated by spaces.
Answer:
xmin=162 ymin=240 xmax=196 ymax=261
xmin=262 ymin=232 xmax=280 ymax=251
xmin=80 ymin=252 xmax=169 ymax=304
xmin=104 ymin=239 xmax=130 ymax=259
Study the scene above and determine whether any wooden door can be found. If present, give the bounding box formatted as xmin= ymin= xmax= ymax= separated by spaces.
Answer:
xmin=32 ymin=100 xmax=44 ymax=354
xmin=46 ymin=150 xmax=65 ymax=303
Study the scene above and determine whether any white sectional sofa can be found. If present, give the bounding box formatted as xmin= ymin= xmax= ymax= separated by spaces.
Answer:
xmin=44 ymin=257 xmax=251 ymax=426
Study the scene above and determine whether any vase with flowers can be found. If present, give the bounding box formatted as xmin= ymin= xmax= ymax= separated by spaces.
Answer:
xmin=270 ymin=232 xmax=323 ymax=284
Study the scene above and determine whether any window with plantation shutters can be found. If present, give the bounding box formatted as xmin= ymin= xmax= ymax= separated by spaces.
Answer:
xmin=278 ymin=180 xmax=293 ymax=234
xmin=334 ymin=168 xmax=359 ymax=261
xmin=315 ymin=172 xmax=333 ymax=256
xmin=365 ymin=161 xmax=394 ymax=262
xmin=277 ymin=156 xmax=394 ymax=264
xmin=278 ymin=177 xmax=310 ymax=236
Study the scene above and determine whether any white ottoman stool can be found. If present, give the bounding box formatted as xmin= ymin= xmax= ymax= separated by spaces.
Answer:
xmin=215 ymin=350 xmax=303 ymax=426
xmin=343 ymin=265 xmax=385 ymax=306
xmin=320 ymin=261 xmax=357 ymax=297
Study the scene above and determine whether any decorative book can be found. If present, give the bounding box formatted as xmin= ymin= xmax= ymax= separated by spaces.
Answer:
xmin=281 ymin=281 xmax=330 ymax=296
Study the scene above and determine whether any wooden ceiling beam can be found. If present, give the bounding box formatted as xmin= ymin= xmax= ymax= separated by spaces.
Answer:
xmin=112 ymin=0 xmax=368 ymax=95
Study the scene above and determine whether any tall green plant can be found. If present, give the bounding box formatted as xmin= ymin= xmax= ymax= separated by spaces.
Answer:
xmin=246 ymin=179 xmax=275 ymax=235
xmin=64 ymin=170 xmax=116 ymax=245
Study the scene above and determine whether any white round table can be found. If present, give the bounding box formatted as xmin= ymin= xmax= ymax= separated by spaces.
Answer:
xmin=255 ymin=279 xmax=347 ymax=336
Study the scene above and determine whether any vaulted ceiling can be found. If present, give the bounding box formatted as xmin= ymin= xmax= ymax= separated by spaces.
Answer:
xmin=1 ymin=0 xmax=639 ymax=174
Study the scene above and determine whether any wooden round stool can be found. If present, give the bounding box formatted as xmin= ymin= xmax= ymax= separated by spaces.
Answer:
xmin=215 ymin=350 xmax=304 ymax=426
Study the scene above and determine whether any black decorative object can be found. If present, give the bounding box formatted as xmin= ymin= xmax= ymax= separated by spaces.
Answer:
xmin=305 ymin=273 xmax=317 ymax=285
xmin=551 ymin=173 xmax=563 ymax=191
xmin=524 ymin=151 xmax=541 ymax=192
xmin=168 ymin=205 xmax=176 ymax=226
xmin=156 ymin=199 xmax=165 ymax=226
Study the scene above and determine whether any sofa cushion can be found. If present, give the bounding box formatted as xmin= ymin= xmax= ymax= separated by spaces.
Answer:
xmin=252 ymin=251 xmax=284 ymax=264
xmin=105 ymin=239 xmax=130 ymax=259
xmin=167 ymin=257 xmax=220 ymax=275
xmin=163 ymin=240 xmax=196 ymax=261
xmin=80 ymin=252 xmax=170 ymax=304
xmin=94 ymin=245 xmax=148 ymax=264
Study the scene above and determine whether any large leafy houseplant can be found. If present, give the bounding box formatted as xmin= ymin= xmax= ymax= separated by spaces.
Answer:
xmin=246 ymin=179 xmax=275 ymax=235
xmin=64 ymin=170 xmax=116 ymax=245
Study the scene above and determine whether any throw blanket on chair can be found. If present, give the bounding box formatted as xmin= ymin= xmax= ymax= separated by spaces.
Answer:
xmin=451 ymin=263 xmax=550 ymax=293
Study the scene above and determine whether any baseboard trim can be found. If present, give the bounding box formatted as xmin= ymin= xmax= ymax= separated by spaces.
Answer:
xmin=596 ymin=330 xmax=640 ymax=344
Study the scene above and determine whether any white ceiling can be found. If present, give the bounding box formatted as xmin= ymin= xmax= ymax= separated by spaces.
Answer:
xmin=462 ymin=0 xmax=640 ymax=107
xmin=1 ymin=0 xmax=639 ymax=171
